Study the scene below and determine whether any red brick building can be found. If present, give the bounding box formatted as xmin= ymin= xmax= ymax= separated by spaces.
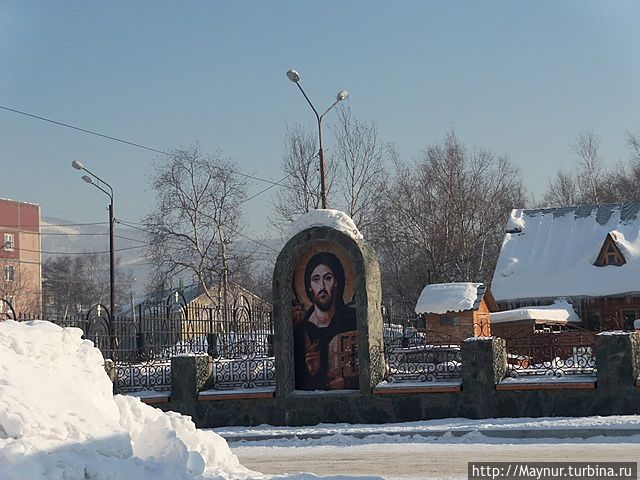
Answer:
xmin=0 ymin=198 xmax=41 ymax=315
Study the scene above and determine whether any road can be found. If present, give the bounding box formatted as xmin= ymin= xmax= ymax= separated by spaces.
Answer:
xmin=233 ymin=442 xmax=640 ymax=479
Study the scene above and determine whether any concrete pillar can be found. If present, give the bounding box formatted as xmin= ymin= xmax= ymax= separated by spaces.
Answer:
xmin=171 ymin=355 xmax=211 ymax=407
xmin=596 ymin=332 xmax=640 ymax=389
xmin=460 ymin=337 xmax=507 ymax=417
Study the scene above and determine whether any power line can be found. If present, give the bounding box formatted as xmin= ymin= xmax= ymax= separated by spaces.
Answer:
xmin=116 ymin=218 xmax=280 ymax=254
xmin=0 ymin=103 xmax=287 ymax=189
xmin=3 ymin=221 xmax=109 ymax=229
xmin=4 ymin=245 xmax=146 ymax=256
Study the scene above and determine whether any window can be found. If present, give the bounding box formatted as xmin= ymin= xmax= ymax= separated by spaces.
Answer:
xmin=4 ymin=265 xmax=14 ymax=282
xmin=3 ymin=233 xmax=14 ymax=252
xmin=440 ymin=316 xmax=461 ymax=326
xmin=584 ymin=310 xmax=601 ymax=331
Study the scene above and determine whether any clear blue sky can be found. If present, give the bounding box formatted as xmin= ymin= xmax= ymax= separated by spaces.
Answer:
xmin=2 ymin=1 xmax=639 ymax=239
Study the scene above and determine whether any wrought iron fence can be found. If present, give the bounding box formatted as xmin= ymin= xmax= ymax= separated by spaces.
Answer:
xmin=1 ymin=293 xmax=274 ymax=393
xmin=501 ymin=323 xmax=597 ymax=379
xmin=383 ymin=324 xmax=463 ymax=383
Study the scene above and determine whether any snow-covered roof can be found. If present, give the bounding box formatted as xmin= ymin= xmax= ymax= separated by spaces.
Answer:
xmin=415 ymin=282 xmax=486 ymax=315
xmin=490 ymin=300 xmax=582 ymax=324
xmin=288 ymin=209 xmax=363 ymax=241
xmin=492 ymin=203 xmax=640 ymax=301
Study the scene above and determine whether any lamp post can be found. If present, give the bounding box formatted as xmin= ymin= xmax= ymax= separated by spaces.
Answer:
xmin=71 ymin=161 xmax=116 ymax=334
xmin=286 ymin=69 xmax=348 ymax=209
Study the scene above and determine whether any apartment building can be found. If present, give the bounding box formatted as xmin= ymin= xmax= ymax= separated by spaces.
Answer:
xmin=0 ymin=198 xmax=41 ymax=315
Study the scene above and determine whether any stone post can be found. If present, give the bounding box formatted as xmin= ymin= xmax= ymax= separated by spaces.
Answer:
xmin=460 ymin=337 xmax=507 ymax=418
xmin=171 ymin=355 xmax=211 ymax=413
xmin=104 ymin=359 xmax=117 ymax=384
xmin=596 ymin=332 xmax=640 ymax=389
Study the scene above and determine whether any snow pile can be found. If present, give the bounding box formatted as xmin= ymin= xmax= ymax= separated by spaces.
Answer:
xmin=415 ymin=283 xmax=482 ymax=315
xmin=289 ymin=209 xmax=363 ymax=241
xmin=492 ymin=204 xmax=640 ymax=301
xmin=506 ymin=209 xmax=525 ymax=232
xmin=0 ymin=320 xmax=254 ymax=480
xmin=490 ymin=299 xmax=582 ymax=324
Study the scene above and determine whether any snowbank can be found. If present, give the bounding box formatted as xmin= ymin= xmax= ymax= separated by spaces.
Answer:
xmin=415 ymin=283 xmax=483 ymax=315
xmin=288 ymin=209 xmax=363 ymax=241
xmin=490 ymin=300 xmax=582 ymax=324
xmin=0 ymin=320 xmax=254 ymax=480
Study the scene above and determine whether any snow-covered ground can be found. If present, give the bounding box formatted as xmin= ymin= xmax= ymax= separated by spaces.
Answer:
xmin=219 ymin=416 xmax=640 ymax=479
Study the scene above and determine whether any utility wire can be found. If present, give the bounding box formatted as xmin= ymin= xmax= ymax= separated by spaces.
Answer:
xmin=3 ymin=245 xmax=146 ymax=255
xmin=3 ymin=221 xmax=109 ymax=228
xmin=116 ymin=218 xmax=280 ymax=254
xmin=0 ymin=103 xmax=290 ymax=190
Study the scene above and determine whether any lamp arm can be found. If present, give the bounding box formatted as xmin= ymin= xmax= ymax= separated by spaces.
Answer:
xmin=82 ymin=166 xmax=114 ymax=199
xmin=295 ymin=83 xmax=321 ymax=124
xmin=90 ymin=181 xmax=112 ymax=201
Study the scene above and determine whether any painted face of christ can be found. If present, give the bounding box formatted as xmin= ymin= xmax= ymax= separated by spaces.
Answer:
xmin=309 ymin=263 xmax=337 ymax=312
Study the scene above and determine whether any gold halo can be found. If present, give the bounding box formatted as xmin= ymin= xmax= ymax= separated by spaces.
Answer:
xmin=293 ymin=241 xmax=356 ymax=311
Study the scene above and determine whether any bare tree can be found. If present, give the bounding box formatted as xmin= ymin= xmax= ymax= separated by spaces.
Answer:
xmin=333 ymin=106 xmax=392 ymax=235
xmin=143 ymin=145 xmax=249 ymax=305
xmin=270 ymin=124 xmax=341 ymax=230
xmin=0 ymin=262 xmax=38 ymax=315
xmin=543 ymin=170 xmax=579 ymax=206
xmin=372 ymin=129 xmax=526 ymax=314
xmin=542 ymin=129 xmax=640 ymax=206
xmin=42 ymin=253 xmax=133 ymax=318
xmin=628 ymin=131 xmax=640 ymax=161
xmin=574 ymin=131 xmax=605 ymax=204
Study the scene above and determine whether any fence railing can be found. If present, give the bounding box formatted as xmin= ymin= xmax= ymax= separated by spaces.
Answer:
xmin=3 ymin=297 xmax=605 ymax=391
xmin=2 ymin=293 xmax=274 ymax=393
xmin=501 ymin=323 xmax=597 ymax=379
xmin=383 ymin=323 xmax=463 ymax=383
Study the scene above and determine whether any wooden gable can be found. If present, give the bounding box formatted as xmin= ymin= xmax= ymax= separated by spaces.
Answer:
xmin=594 ymin=233 xmax=626 ymax=267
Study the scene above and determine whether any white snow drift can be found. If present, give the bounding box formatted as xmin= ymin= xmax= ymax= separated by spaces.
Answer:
xmin=0 ymin=320 xmax=255 ymax=480
xmin=288 ymin=209 xmax=363 ymax=241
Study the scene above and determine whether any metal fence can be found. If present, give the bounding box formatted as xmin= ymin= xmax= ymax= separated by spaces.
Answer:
xmin=1 ymin=293 xmax=275 ymax=393
xmin=382 ymin=314 xmax=463 ymax=383
xmin=501 ymin=323 xmax=597 ymax=379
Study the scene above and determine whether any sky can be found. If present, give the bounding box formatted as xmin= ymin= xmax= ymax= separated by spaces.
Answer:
xmin=2 ymin=1 xmax=640 ymax=242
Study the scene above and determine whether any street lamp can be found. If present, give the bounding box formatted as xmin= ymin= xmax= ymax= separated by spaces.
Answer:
xmin=71 ymin=161 xmax=116 ymax=333
xmin=286 ymin=69 xmax=349 ymax=209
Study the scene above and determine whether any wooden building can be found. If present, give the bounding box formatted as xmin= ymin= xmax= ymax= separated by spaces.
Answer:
xmin=415 ymin=282 xmax=495 ymax=340
xmin=491 ymin=202 xmax=640 ymax=331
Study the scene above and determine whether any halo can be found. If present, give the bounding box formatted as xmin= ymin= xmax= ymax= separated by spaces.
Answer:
xmin=293 ymin=241 xmax=356 ymax=311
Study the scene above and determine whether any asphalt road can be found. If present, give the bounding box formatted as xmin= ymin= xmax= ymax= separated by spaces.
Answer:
xmin=233 ymin=442 xmax=640 ymax=480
